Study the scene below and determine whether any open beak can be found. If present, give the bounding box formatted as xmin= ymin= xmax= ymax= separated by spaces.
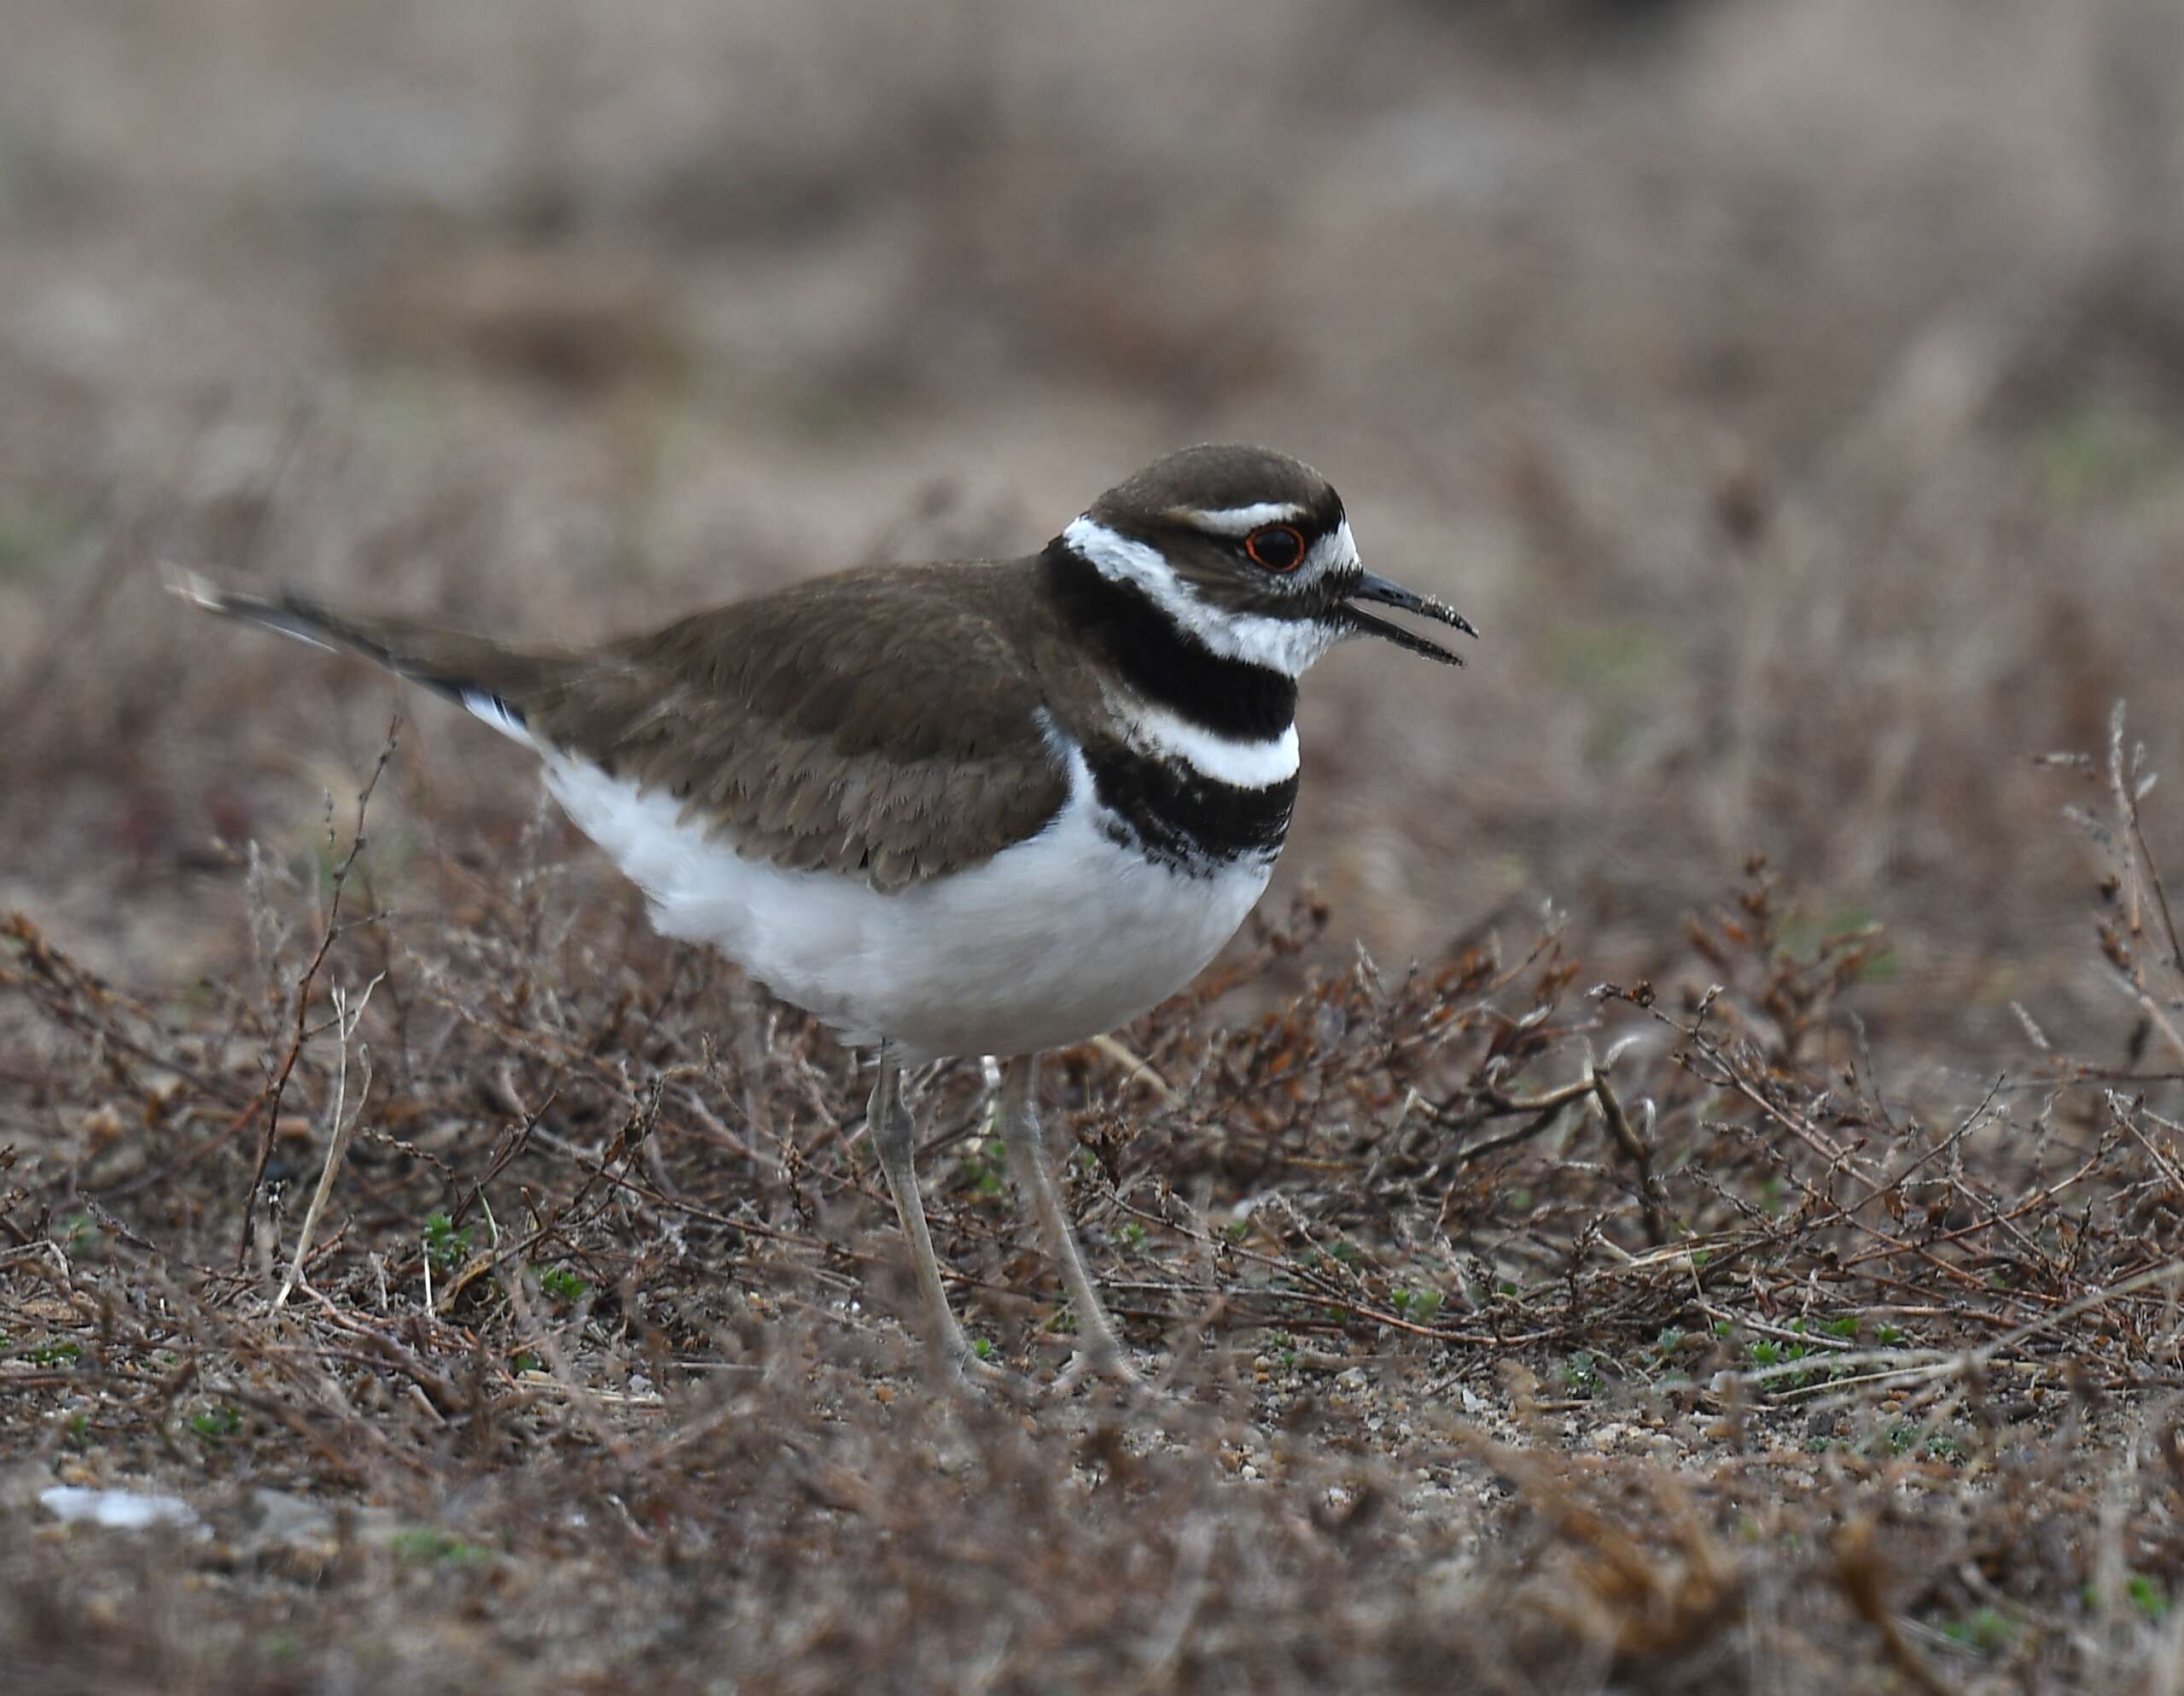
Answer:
xmin=1342 ymin=571 xmax=1480 ymax=666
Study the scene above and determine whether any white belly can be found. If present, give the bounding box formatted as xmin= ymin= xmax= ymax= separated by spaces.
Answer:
xmin=540 ymin=750 xmax=1273 ymax=1063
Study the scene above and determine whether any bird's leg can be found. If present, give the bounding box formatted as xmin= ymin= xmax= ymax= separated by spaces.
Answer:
xmin=999 ymin=1052 xmax=1138 ymax=1390
xmin=868 ymin=1046 xmax=1000 ymax=1384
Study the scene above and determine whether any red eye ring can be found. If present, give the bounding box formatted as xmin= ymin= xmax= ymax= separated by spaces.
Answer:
xmin=1244 ymin=523 xmax=1307 ymax=574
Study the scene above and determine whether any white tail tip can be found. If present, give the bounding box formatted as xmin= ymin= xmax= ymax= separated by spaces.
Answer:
xmin=160 ymin=562 xmax=230 ymax=612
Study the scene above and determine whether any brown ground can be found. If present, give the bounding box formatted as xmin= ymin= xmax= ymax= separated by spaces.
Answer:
xmin=5 ymin=3 xmax=2184 ymax=1691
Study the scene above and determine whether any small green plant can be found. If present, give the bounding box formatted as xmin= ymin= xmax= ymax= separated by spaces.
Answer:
xmin=422 ymin=1212 xmax=474 ymax=1272
xmin=62 ymin=1412 xmax=91 ymax=1452
xmin=2083 ymin=1573 xmax=2173 ymax=1621
xmin=2037 ymin=402 xmax=2171 ymax=506
xmin=972 ymin=1338 xmax=993 ymax=1361
xmin=1940 ymin=1608 xmax=2012 ymax=1653
xmin=510 ymin=1351 xmax=543 ymax=1374
xmin=17 ymin=1339 xmax=81 ymax=1366
xmin=189 ymin=1405 xmax=242 ymax=1442
xmin=1119 ymin=1222 xmax=1147 ymax=1252
xmin=1648 ymin=1328 xmax=1694 ymax=1387
xmin=537 ymin=1266 xmax=588 ymax=1304
xmin=391 ymin=1529 xmax=494 ymax=1567
xmin=1824 ymin=1315 xmax=1861 ymax=1339
xmin=1748 ymin=1334 xmax=1832 ymax=1390
xmin=957 ymin=1141 xmax=1008 ymax=1198
xmin=1389 ymin=1286 xmax=1443 ymax=1322
xmin=1563 ymin=1350 xmax=1602 ymax=1398
xmin=1875 ymin=1323 xmax=1906 ymax=1346
xmin=0 ymin=496 xmax=86 ymax=583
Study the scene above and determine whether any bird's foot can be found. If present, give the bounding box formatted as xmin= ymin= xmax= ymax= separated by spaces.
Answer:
xmin=946 ymin=1337 xmax=1016 ymax=1395
xmin=1049 ymin=1342 xmax=1143 ymax=1400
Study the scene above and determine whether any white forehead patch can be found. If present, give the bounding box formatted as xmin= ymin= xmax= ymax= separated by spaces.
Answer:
xmin=1305 ymin=517 xmax=1359 ymax=578
xmin=1169 ymin=501 xmax=1307 ymax=538
xmin=1062 ymin=516 xmax=1345 ymax=678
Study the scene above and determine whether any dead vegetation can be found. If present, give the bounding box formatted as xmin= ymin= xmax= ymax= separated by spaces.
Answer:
xmin=3 ymin=696 xmax=2183 ymax=1693
xmin=8 ymin=2 xmax=2184 ymax=1691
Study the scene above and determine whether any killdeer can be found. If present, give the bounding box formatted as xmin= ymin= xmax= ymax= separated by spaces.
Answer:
xmin=170 ymin=444 xmax=1474 ymax=1388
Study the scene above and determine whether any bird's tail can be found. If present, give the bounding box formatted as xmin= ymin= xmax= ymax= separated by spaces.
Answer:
xmin=164 ymin=566 xmax=562 ymax=743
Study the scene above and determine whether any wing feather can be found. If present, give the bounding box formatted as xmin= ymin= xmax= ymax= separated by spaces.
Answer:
xmin=523 ymin=562 xmax=1071 ymax=885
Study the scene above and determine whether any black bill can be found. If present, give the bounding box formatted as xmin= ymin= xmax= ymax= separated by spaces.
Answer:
xmin=1342 ymin=571 xmax=1480 ymax=666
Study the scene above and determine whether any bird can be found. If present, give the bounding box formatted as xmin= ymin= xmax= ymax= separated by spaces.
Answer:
xmin=169 ymin=443 xmax=1475 ymax=1389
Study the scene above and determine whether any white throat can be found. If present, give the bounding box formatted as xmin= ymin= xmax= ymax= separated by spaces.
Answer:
xmin=1061 ymin=515 xmax=1349 ymax=679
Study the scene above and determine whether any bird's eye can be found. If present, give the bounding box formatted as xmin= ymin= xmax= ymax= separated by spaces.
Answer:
xmin=1243 ymin=524 xmax=1307 ymax=573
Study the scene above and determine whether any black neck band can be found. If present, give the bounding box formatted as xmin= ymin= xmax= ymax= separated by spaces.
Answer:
xmin=1040 ymin=539 xmax=1298 ymax=741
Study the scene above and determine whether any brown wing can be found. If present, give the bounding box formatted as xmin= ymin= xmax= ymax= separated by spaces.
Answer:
xmin=173 ymin=561 xmax=1074 ymax=893
xmin=517 ymin=562 xmax=1071 ymax=891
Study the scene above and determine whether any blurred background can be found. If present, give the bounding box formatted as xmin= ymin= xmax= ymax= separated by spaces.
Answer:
xmin=3 ymin=0 xmax=2181 ymax=1087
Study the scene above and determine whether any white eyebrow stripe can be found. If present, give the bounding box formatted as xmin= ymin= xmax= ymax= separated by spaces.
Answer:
xmin=1170 ymin=501 xmax=1307 ymax=536
xmin=1118 ymin=702 xmax=1300 ymax=789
